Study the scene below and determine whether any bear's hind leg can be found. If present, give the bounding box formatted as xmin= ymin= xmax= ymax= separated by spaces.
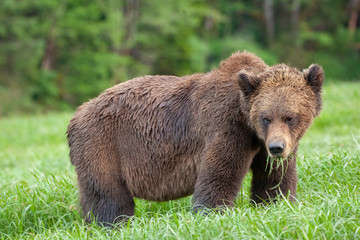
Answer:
xmin=78 ymin=173 xmax=135 ymax=226
xmin=71 ymin=130 xmax=135 ymax=226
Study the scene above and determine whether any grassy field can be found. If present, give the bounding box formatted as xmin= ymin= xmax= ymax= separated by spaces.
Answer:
xmin=0 ymin=81 xmax=359 ymax=239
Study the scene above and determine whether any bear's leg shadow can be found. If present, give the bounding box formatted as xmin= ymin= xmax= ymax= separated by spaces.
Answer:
xmin=250 ymin=147 xmax=298 ymax=204
xmin=74 ymin=143 xmax=135 ymax=226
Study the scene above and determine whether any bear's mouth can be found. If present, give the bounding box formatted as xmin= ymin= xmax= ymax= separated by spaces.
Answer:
xmin=267 ymin=148 xmax=291 ymax=159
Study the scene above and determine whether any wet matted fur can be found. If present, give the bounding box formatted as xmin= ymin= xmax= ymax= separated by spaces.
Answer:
xmin=67 ymin=51 xmax=324 ymax=225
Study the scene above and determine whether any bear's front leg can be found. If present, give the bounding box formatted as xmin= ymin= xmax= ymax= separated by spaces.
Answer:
xmin=192 ymin=135 xmax=255 ymax=213
xmin=250 ymin=147 xmax=298 ymax=204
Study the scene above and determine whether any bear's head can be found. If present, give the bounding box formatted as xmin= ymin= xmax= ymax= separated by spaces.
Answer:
xmin=238 ymin=64 xmax=324 ymax=158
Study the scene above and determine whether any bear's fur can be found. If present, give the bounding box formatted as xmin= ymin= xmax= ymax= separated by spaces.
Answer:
xmin=67 ymin=51 xmax=324 ymax=225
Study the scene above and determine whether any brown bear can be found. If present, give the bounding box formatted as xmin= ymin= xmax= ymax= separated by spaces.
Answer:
xmin=67 ymin=51 xmax=324 ymax=225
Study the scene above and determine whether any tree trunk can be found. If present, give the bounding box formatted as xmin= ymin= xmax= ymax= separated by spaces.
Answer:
xmin=123 ymin=0 xmax=140 ymax=49
xmin=291 ymin=0 xmax=301 ymax=39
xmin=41 ymin=39 xmax=56 ymax=70
xmin=263 ymin=0 xmax=275 ymax=46
xmin=348 ymin=0 xmax=360 ymax=36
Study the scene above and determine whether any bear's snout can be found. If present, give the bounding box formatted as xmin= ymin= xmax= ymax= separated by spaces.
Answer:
xmin=266 ymin=135 xmax=291 ymax=158
xmin=265 ymin=120 xmax=292 ymax=158
xmin=268 ymin=141 xmax=285 ymax=156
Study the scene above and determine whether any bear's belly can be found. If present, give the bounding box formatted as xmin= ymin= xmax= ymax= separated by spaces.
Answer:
xmin=122 ymin=155 xmax=199 ymax=201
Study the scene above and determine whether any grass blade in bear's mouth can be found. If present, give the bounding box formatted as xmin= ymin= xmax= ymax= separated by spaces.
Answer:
xmin=265 ymin=155 xmax=290 ymax=190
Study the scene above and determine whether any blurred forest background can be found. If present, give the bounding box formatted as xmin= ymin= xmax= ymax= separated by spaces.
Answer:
xmin=1 ymin=0 xmax=360 ymax=116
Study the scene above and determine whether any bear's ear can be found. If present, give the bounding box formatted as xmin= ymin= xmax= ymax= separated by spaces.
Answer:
xmin=237 ymin=71 xmax=261 ymax=97
xmin=303 ymin=64 xmax=324 ymax=94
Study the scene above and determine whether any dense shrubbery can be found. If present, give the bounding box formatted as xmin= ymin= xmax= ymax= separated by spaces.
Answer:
xmin=0 ymin=0 xmax=359 ymax=115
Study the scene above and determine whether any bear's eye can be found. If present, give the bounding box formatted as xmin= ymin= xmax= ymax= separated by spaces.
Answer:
xmin=285 ymin=117 xmax=293 ymax=124
xmin=263 ymin=118 xmax=271 ymax=126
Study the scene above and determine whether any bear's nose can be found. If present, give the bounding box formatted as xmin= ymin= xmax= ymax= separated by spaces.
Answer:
xmin=268 ymin=142 xmax=284 ymax=156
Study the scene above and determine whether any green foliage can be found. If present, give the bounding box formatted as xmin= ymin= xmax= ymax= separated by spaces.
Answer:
xmin=0 ymin=0 xmax=359 ymax=115
xmin=0 ymin=81 xmax=359 ymax=239
xmin=208 ymin=35 xmax=279 ymax=68
xmin=135 ymin=0 xmax=215 ymax=76
xmin=0 ymin=0 xmax=129 ymax=111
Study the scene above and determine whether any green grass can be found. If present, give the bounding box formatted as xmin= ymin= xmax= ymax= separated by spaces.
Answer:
xmin=1 ymin=81 xmax=360 ymax=239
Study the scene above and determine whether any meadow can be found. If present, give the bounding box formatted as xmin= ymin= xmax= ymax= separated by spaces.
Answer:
xmin=0 ymin=80 xmax=359 ymax=239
